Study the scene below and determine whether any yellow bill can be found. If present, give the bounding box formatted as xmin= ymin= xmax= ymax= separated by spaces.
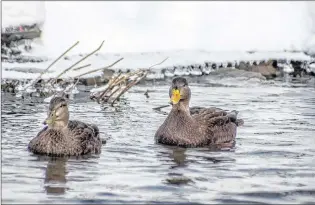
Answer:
xmin=44 ymin=117 xmax=54 ymax=125
xmin=171 ymin=89 xmax=181 ymax=104
xmin=43 ymin=112 xmax=56 ymax=125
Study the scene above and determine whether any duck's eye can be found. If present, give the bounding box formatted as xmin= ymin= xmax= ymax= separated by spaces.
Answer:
xmin=50 ymin=109 xmax=57 ymax=116
xmin=60 ymin=104 xmax=66 ymax=108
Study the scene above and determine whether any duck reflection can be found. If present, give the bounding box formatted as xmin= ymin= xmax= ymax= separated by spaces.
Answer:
xmin=157 ymin=146 xmax=193 ymax=186
xmin=34 ymin=154 xmax=101 ymax=196
xmin=158 ymin=145 xmax=234 ymax=186
xmin=168 ymin=146 xmax=187 ymax=169
xmin=38 ymin=156 xmax=68 ymax=195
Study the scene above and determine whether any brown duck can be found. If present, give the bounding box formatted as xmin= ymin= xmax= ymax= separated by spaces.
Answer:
xmin=28 ymin=97 xmax=103 ymax=156
xmin=155 ymin=77 xmax=244 ymax=148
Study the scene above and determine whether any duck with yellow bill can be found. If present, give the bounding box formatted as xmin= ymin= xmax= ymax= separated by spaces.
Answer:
xmin=155 ymin=77 xmax=244 ymax=148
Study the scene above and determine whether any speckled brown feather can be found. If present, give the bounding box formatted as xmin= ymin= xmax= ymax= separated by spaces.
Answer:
xmin=155 ymin=107 xmax=243 ymax=148
xmin=192 ymin=107 xmax=239 ymax=145
xmin=155 ymin=109 xmax=207 ymax=147
xmin=28 ymin=120 xmax=102 ymax=157
xmin=155 ymin=77 xmax=244 ymax=148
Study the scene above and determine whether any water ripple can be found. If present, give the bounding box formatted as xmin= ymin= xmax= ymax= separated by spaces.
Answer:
xmin=2 ymin=76 xmax=315 ymax=203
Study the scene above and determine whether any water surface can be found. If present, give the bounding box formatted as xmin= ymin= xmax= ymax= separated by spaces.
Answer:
xmin=2 ymin=75 xmax=315 ymax=204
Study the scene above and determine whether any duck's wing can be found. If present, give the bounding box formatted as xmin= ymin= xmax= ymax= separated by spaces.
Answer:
xmin=67 ymin=120 xmax=102 ymax=154
xmin=67 ymin=120 xmax=99 ymax=137
xmin=28 ymin=121 xmax=103 ymax=156
xmin=193 ymin=108 xmax=243 ymax=145
xmin=28 ymin=126 xmax=60 ymax=154
xmin=190 ymin=106 xmax=223 ymax=116
xmin=28 ymin=126 xmax=47 ymax=151
xmin=191 ymin=107 xmax=244 ymax=126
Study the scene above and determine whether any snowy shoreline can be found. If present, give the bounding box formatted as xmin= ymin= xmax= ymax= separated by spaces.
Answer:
xmin=2 ymin=50 xmax=315 ymax=103
xmin=2 ymin=1 xmax=315 ymax=83
xmin=2 ymin=50 xmax=315 ymax=96
xmin=2 ymin=50 xmax=315 ymax=81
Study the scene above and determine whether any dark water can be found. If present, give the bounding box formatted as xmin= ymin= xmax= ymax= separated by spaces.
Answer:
xmin=2 ymin=75 xmax=315 ymax=204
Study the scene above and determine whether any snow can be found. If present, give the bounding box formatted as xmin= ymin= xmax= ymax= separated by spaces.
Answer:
xmin=2 ymin=1 xmax=45 ymax=28
xmin=309 ymin=63 xmax=315 ymax=73
xmin=42 ymin=1 xmax=315 ymax=55
xmin=2 ymin=50 xmax=313 ymax=80
xmin=2 ymin=1 xmax=315 ymax=54
xmin=282 ymin=64 xmax=294 ymax=73
xmin=1 ymin=1 xmax=315 ymax=80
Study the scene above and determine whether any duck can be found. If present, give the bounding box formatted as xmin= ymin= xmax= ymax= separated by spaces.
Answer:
xmin=155 ymin=77 xmax=244 ymax=148
xmin=28 ymin=97 xmax=103 ymax=156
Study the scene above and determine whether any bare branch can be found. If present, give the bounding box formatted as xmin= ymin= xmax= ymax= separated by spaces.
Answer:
xmin=53 ymin=40 xmax=105 ymax=81
xmin=103 ymin=86 xmax=122 ymax=104
xmin=148 ymin=57 xmax=169 ymax=70
xmin=153 ymin=104 xmax=170 ymax=111
xmin=73 ymin=64 xmax=91 ymax=71
xmin=96 ymin=72 xmax=122 ymax=104
xmin=62 ymin=77 xmax=80 ymax=94
xmin=24 ymin=41 xmax=79 ymax=90
xmin=110 ymin=71 xmax=147 ymax=106
xmin=74 ymin=57 xmax=123 ymax=78
xmin=152 ymin=104 xmax=170 ymax=115
xmin=91 ymin=57 xmax=169 ymax=106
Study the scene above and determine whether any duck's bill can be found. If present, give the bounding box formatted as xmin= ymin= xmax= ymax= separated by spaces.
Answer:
xmin=43 ymin=117 xmax=53 ymax=125
xmin=171 ymin=89 xmax=181 ymax=105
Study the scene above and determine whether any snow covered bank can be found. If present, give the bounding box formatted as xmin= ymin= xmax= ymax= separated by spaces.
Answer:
xmin=2 ymin=1 xmax=315 ymax=56
xmin=2 ymin=1 xmax=315 ymax=81
xmin=2 ymin=50 xmax=314 ymax=80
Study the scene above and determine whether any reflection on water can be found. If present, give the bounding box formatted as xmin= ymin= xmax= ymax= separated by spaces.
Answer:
xmin=2 ymin=75 xmax=315 ymax=203
xmin=169 ymin=147 xmax=187 ymax=168
xmin=43 ymin=157 xmax=68 ymax=195
xmin=163 ymin=147 xmax=193 ymax=186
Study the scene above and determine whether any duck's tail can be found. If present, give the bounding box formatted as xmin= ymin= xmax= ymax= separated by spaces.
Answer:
xmin=235 ymin=119 xmax=244 ymax=127
xmin=227 ymin=110 xmax=244 ymax=127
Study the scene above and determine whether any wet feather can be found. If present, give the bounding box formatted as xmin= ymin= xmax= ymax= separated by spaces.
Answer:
xmin=155 ymin=77 xmax=244 ymax=148
xmin=28 ymin=97 xmax=103 ymax=156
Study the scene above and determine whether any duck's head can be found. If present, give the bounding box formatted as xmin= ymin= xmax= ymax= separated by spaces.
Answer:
xmin=44 ymin=97 xmax=69 ymax=129
xmin=169 ymin=77 xmax=191 ymax=107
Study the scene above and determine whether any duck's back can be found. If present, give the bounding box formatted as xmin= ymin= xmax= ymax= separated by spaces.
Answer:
xmin=192 ymin=107 xmax=243 ymax=145
xmin=155 ymin=110 xmax=208 ymax=147
xmin=28 ymin=120 xmax=102 ymax=156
